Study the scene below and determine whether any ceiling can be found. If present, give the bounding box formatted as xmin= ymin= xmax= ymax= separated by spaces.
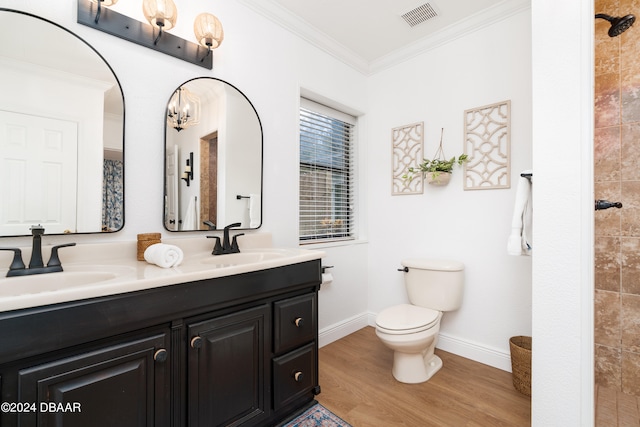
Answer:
xmin=239 ymin=0 xmax=529 ymax=74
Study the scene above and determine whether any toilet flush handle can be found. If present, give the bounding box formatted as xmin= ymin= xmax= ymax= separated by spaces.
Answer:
xmin=397 ymin=267 xmax=408 ymax=272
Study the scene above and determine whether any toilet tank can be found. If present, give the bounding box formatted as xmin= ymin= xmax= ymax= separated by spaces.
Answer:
xmin=402 ymin=258 xmax=464 ymax=311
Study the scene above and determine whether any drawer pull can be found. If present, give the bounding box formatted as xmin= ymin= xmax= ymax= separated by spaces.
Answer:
xmin=294 ymin=317 xmax=304 ymax=327
xmin=293 ymin=371 xmax=304 ymax=382
xmin=190 ymin=336 xmax=203 ymax=349
xmin=154 ymin=348 xmax=168 ymax=363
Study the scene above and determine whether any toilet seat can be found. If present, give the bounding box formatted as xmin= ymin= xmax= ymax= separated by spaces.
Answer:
xmin=376 ymin=304 xmax=440 ymax=335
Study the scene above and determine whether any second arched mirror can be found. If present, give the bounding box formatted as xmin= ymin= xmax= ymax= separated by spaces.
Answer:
xmin=164 ymin=78 xmax=262 ymax=231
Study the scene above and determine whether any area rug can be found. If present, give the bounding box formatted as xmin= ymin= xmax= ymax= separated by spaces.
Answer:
xmin=282 ymin=403 xmax=352 ymax=427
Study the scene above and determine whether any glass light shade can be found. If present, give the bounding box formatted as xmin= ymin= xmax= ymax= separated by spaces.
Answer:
xmin=90 ymin=0 xmax=118 ymax=6
xmin=167 ymin=87 xmax=201 ymax=131
xmin=142 ymin=0 xmax=178 ymax=31
xmin=194 ymin=13 xmax=224 ymax=49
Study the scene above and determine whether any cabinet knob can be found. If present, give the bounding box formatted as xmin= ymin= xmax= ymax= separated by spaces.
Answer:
xmin=154 ymin=348 xmax=168 ymax=363
xmin=190 ymin=336 xmax=203 ymax=349
xmin=294 ymin=317 xmax=304 ymax=327
xmin=293 ymin=371 xmax=304 ymax=382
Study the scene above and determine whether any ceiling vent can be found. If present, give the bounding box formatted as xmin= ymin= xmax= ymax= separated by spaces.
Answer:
xmin=401 ymin=3 xmax=439 ymax=28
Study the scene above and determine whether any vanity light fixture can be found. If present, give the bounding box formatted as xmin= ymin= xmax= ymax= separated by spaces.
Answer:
xmin=167 ymin=86 xmax=201 ymax=132
xmin=77 ymin=0 xmax=215 ymax=69
xmin=181 ymin=152 xmax=194 ymax=186
xmin=194 ymin=13 xmax=224 ymax=62
xmin=142 ymin=0 xmax=178 ymax=45
xmin=90 ymin=0 xmax=118 ymax=24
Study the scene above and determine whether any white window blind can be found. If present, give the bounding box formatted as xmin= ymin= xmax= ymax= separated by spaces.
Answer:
xmin=299 ymin=98 xmax=356 ymax=243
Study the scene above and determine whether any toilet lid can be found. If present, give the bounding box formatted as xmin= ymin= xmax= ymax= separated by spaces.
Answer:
xmin=376 ymin=304 xmax=440 ymax=333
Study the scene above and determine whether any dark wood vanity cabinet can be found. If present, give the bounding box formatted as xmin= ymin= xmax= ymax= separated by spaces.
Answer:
xmin=0 ymin=260 xmax=321 ymax=427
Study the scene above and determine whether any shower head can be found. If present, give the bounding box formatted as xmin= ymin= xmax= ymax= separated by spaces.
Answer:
xmin=595 ymin=13 xmax=636 ymax=37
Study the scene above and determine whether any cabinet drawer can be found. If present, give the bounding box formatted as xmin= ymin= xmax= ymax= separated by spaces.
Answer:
xmin=273 ymin=293 xmax=316 ymax=354
xmin=272 ymin=343 xmax=316 ymax=411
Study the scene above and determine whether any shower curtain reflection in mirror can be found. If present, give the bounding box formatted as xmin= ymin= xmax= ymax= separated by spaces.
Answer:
xmin=102 ymin=159 xmax=123 ymax=231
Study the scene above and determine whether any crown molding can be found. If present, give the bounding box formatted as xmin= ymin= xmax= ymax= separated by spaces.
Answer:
xmin=239 ymin=0 xmax=531 ymax=76
xmin=238 ymin=0 xmax=370 ymax=74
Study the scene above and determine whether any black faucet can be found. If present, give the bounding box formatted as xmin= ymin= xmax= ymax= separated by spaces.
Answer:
xmin=0 ymin=225 xmax=76 ymax=277
xmin=207 ymin=223 xmax=243 ymax=255
xmin=222 ymin=222 xmax=243 ymax=254
xmin=28 ymin=224 xmax=45 ymax=268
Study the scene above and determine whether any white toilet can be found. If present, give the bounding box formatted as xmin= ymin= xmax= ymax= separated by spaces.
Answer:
xmin=375 ymin=258 xmax=464 ymax=384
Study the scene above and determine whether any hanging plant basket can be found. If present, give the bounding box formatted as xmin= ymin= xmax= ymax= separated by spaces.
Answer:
xmin=405 ymin=128 xmax=467 ymax=186
xmin=426 ymin=171 xmax=452 ymax=186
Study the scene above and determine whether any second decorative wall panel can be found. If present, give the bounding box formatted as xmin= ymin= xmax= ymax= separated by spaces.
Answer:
xmin=463 ymin=100 xmax=511 ymax=190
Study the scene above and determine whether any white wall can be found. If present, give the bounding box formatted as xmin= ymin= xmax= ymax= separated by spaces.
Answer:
xmin=531 ymin=0 xmax=594 ymax=425
xmin=367 ymin=9 xmax=533 ymax=370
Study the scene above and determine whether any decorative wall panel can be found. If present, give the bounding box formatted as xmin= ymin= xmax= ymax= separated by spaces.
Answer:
xmin=463 ymin=100 xmax=511 ymax=190
xmin=392 ymin=122 xmax=424 ymax=195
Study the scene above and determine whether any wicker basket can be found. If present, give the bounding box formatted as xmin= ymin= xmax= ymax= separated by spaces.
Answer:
xmin=509 ymin=336 xmax=532 ymax=397
xmin=137 ymin=233 xmax=161 ymax=261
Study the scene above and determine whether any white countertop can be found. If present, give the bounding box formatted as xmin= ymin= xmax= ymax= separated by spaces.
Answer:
xmin=0 ymin=233 xmax=324 ymax=312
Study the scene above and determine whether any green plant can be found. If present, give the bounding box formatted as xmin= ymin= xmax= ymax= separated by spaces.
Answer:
xmin=412 ymin=155 xmax=468 ymax=174
xmin=402 ymin=128 xmax=468 ymax=182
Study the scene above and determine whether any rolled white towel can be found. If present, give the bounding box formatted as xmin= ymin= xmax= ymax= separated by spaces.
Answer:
xmin=144 ymin=243 xmax=184 ymax=268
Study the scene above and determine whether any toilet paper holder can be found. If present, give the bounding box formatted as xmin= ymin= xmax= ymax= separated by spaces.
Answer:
xmin=321 ymin=265 xmax=334 ymax=286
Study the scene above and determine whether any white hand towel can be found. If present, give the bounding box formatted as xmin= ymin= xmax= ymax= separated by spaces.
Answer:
xmin=508 ymin=171 xmax=533 ymax=256
xmin=249 ymin=194 xmax=261 ymax=228
xmin=144 ymin=243 xmax=184 ymax=268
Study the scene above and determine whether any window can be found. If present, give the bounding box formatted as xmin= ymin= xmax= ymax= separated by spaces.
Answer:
xmin=299 ymin=98 xmax=356 ymax=243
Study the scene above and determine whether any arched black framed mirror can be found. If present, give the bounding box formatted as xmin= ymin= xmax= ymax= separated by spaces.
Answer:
xmin=164 ymin=77 xmax=262 ymax=231
xmin=0 ymin=9 xmax=125 ymax=236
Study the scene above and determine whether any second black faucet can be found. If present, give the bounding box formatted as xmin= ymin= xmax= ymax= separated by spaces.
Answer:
xmin=207 ymin=222 xmax=244 ymax=255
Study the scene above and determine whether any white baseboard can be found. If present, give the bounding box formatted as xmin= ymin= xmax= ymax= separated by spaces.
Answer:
xmin=340 ymin=311 xmax=512 ymax=372
xmin=437 ymin=333 xmax=512 ymax=372
xmin=319 ymin=313 xmax=369 ymax=348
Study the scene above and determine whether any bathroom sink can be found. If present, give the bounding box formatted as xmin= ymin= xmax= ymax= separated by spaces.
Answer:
xmin=0 ymin=266 xmax=134 ymax=298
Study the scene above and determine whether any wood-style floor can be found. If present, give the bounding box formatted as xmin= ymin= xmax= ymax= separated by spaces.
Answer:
xmin=316 ymin=327 xmax=531 ymax=427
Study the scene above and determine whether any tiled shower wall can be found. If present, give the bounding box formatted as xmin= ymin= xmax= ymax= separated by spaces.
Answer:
xmin=594 ymin=0 xmax=640 ymax=396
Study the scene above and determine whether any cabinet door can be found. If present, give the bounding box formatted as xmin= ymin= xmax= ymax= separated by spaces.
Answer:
xmin=188 ymin=304 xmax=270 ymax=427
xmin=16 ymin=332 xmax=170 ymax=427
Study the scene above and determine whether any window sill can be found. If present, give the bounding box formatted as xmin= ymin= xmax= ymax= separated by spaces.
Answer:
xmin=299 ymin=239 xmax=368 ymax=250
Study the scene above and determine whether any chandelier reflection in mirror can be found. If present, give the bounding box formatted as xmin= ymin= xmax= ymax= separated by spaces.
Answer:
xmin=167 ymin=87 xmax=201 ymax=131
